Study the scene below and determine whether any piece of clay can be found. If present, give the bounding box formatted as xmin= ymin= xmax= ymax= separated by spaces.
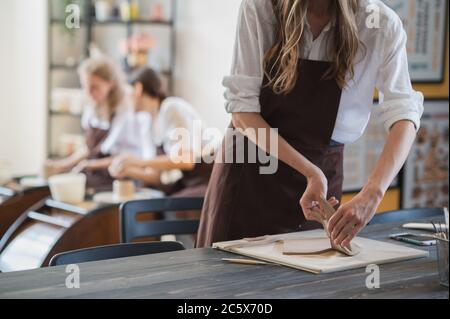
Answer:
xmin=226 ymin=201 xmax=362 ymax=257
xmin=282 ymin=238 xmax=361 ymax=256
xmin=223 ymin=235 xmax=285 ymax=250
xmin=283 ymin=238 xmax=334 ymax=255
xmin=319 ymin=196 xmax=361 ymax=256
xmin=332 ymin=242 xmax=361 ymax=256
xmin=318 ymin=196 xmax=335 ymax=220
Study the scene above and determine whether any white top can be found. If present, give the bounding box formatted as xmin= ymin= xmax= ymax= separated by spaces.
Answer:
xmin=146 ymin=97 xmax=221 ymax=160
xmin=223 ymin=0 xmax=424 ymax=144
xmin=81 ymin=95 xmax=150 ymax=158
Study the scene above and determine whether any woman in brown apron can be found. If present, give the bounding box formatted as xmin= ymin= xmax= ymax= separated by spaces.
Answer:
xmin=109 ymin=67 xmax=217 ymax=198
xmin=46 ymin=57 xmax=141 ymax=190
xmin=196 ymin=0 xmax=423 ymax=247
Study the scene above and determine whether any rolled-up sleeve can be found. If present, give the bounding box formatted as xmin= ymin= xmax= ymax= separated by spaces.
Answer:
xmin=375 ymin=14 xmax=424 ymax=132
xmin=223 ymin=0 xmax=266 ymax=113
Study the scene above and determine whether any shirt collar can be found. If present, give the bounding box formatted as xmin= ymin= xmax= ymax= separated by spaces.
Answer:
xmin=305 ymin=15 xmax=337 ymax=33
xmin=324 ymin=16 xmax=337 ymax=32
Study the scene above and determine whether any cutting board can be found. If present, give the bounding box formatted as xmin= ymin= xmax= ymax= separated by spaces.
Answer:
xmin=213 ymin=229 xmax=429 ymax=274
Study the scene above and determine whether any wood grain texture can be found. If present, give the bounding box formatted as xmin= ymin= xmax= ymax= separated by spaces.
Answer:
xmin=0 ymin=202 xmax=120 ymax=272
xmin=0 ymin=217 xmax=447 ymax=299
xmin=0 ymin=187 xmax=50 ymax=238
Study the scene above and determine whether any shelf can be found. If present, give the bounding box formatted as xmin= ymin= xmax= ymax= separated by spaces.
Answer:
xmin=50 ymin=64 xmax=79 ymax=71
xmin=49 ymin=110 xmax=82 ymax=118
xmin=50 ymin=18 xmax=86 ymax=24
xmin=50 ymin=64 xmax=172 ymax=78
xmin=48 ymin=0 xmax=177 ymax=158
xmin=51 ymin=18 xmax=173 ymax=26
xmin=92 ymin=19 xmax=173 ymax=26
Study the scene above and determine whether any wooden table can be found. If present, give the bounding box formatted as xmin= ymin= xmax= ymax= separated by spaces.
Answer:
xmin=0 ymin=217 xmax=448 ymax=299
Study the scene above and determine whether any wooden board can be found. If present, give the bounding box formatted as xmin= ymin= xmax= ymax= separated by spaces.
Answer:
xmin=213 ymin=230 xmax=429 ymax=274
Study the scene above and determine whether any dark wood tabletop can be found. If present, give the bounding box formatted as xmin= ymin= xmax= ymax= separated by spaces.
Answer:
xmin=0 ymin=217 xmax=448 ymax=299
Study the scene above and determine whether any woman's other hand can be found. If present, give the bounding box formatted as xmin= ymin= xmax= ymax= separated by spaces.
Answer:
xmin=300 ymin=168 xmax=338 ymax=223
xmin=327 ymin=186 xmax=383 ymax=247
xmin=45 ymin=159 xmax=72 ymax=175
xmin=71 ymin=160 xmax=91 ymax=173
xmin=109 ymin=155 xmax=137 ymax=179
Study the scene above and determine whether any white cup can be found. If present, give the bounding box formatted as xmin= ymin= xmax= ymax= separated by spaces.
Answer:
xmin=48 ymin=173 xmax=86 ymax=204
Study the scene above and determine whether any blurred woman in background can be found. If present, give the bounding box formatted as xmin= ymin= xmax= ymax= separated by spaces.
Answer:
xmin=46 ymin=56 xmax=148 ymax=190
xmin=109 ymin=67 xmax=219 ymax=198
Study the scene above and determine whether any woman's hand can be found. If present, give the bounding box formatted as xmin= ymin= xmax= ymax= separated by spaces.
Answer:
xmin=327 ymin=186 xmax=384 ymax=247
xmin=71 ymin=160 xmax=91 ymax=173
xmin=109 ymin=166 xmax=131 ymax=180
xmin=109 ymin=155 xmax=138 ymax=176
xmin=300 ymin=169 xmax=339 ymax=223
xmin=45 ymin=159 xmax=72 ymax=175
xmin=113 ymin=155 xmax=140 ymax=169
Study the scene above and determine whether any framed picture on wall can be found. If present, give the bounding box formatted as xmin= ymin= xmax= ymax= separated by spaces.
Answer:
xmin=383 ymin=0 xmax=448 ymax=83
xmin=402 ymin=100 xmax=449 ymax=209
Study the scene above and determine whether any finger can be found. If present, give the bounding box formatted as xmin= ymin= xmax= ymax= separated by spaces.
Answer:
xmin=341 ymin=224 xmax=362 ymax=247
xmin=333 ymin=222 xmax=356 ymax=246
xmin=109 ymin=168 xmax=117 ymax=177
xmin=328 ymin=197 xmax=339 ymax=207
xmin=328 ymin=198 xmax=337 ymax=204
xmin=304 ymin=207 xmax=323 ymax=223
xmin=71 ymin=166 xmax=81 ymax=174
xmin=311 ymin=206 xmax=325 ymax=222
xmin=327 ymin=206 xmax=346 ymax=234
xmin=330 ymin=211 xmax=352 ymax=240
xmin=305 ymin=200 xmax=319 ymax=209
xmin=300 ymin=198 xmax=316 ymax=213
xmin=314 ymin=205 xmax=329 ymax=221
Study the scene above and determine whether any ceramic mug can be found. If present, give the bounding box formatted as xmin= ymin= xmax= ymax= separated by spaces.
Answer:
xmin=48 ymin=173 xmax=86 ymax=204
xmin=113 ymin=180 xmax=136 ymax=200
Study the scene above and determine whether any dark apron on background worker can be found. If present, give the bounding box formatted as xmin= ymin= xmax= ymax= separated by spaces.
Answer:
xmin=84 ymin=125 xmax=114 ymax=190
xmin=155 ymin=146 xmax=214 ymax=241
xmin=196 ymin=59 xmax=344 ymax=247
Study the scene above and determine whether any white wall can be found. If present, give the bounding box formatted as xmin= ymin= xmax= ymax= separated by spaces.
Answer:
xmin=0 ymin=0 xmax=47 ymax=175
xmin=175 ymin=0 xmax=241 ymax=132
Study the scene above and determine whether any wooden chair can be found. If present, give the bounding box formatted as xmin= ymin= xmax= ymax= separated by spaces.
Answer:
xmin=49 ymin=241 xmax=185 ymax=266
xmin=369 ymin=208 xmax=445 ymax=225
xmin=120 ymin=197 xmax=204 ymax=243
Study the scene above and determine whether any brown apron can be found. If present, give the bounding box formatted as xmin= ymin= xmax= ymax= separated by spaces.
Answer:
xmin=196 ymin=59 xmax=344 ymax=247
xmin=84 ymin=126 xmax=114 ymax=190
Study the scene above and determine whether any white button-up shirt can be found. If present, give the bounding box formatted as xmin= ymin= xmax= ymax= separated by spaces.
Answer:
xmin=223 ymin=0 xmax=424 ymax=144
xmin=145 ymin=97 xmax=222 ymax=160
xmin=81 ymin=95 xmax=150 ymax=158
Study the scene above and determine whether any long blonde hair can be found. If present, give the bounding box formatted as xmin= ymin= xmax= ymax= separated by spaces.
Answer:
xmin=264 ymin=0 xmax=361 ymax=93
xmin=78 ymin=56 xmax=125 ymax=115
